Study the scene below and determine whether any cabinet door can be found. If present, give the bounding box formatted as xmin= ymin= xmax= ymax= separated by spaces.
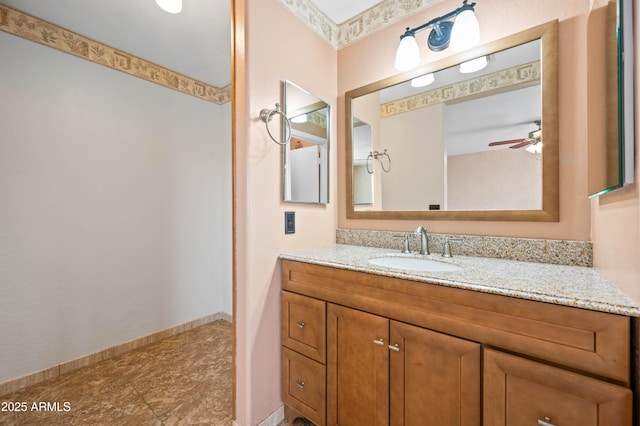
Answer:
xmin=389 ymin=321 xmax=481 ymax=426
xmin=484 ymin=349 xmax=632 ymax=426
xmin=327 ymin=304 xmax=389 ymax=426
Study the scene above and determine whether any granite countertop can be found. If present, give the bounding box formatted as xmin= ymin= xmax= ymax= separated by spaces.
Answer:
xmin=280 ymin=244 xmax=640 ymax=317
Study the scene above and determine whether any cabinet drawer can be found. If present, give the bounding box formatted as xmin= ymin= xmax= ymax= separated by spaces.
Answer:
xmin=484 ymin=349 xmax=632 ymax=426
xmin=282 ymin=347 xmax=326 ymax=426
xmin=282 ymin=291 xmax=326 ymax=363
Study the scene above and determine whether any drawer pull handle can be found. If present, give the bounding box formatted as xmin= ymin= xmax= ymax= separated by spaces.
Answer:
xmin=296 ymin=381 xmax=305 ymax=389
xmin=296 ymin=322 xmax=305 ymax=329
xmin=373 ymin=338 xmax=385 ymax=346
xmin=388 ymin=343 xmax=400 ymax=352
xmin=538 ymin=417 xmax=554 ymax=426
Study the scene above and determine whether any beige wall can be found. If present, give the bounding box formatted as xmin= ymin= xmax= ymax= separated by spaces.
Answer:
xmin=448 ymin=149 xmax=542 ymax=210
xmin=233 ymin=0 xmax=338 ymax=423
xmin=338 ymin=0 xmax=592 ymax=240
xmin=591 ymin=2 xmax=640 ymax=305
xmin=0 ymin=32 xmax=232 ymax=383
xmin=380 ymin=104 xmax=446 ymax=210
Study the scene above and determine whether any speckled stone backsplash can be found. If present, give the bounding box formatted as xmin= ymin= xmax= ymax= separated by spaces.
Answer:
xmin=336 ymin=229 xmax=593 ymax=267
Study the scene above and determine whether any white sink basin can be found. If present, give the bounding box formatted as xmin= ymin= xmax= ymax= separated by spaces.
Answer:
xmin=368 ymin=256 xmax=461 ymax=272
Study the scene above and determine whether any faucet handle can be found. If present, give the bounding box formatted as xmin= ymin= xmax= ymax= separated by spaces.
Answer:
xmin=442 ymin=237 xmax=463 ymax=258
xmin=394 ymin=234 xmax=411 ymax=254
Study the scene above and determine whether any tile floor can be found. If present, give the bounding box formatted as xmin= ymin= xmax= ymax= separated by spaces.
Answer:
xmin=0 ymin=320 xmax=233 ymax=425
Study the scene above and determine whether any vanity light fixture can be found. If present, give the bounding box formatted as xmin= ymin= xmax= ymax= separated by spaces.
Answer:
xmin=459 ymin=55 xmax=487 ymax=73
xmin=394 ymin=0 xmax=479 ymax=71
xmin=411 ymin=73 xmax=435 ymax=87
xmin=155 ymin=0 xmax=182 ymax=14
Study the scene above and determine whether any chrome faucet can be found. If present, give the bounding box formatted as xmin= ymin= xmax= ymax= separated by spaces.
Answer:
xmin=415 ymin=226 xmax=430 ymax=255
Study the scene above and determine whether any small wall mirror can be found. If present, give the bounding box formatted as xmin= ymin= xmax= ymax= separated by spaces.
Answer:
xmin=283 ymin=80 xmax=330 ymax=204
xmin=346 ymin=21 xmax=559 ymax=221
xmin=588 ymin=0 xmax=635 ymax=197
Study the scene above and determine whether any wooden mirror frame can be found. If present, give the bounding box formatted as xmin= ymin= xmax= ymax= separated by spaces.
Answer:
xmin=345 ymin=20 xmax=559 ymax=221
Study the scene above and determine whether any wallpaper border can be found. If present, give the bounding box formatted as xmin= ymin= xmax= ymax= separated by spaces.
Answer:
xmin=380 ymin=61 xmax=541 ymax=118
xmin=277 ymin=0 xmax=446 ymax=49
xmin=0 ymin=4 xmax=231 ymax=105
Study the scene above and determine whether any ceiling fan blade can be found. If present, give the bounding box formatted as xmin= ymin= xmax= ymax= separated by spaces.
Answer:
xmin=509 ymin=141 xmax=532 ymax=149
xmin=488 ymin=139 xmax=524 ymax=146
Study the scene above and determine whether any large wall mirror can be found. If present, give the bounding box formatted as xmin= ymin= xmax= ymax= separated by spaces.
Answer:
xmin=346 ymin=21 xmax=559 ymax=221
xmin=283 ymin=80 xmax=330 ymax=204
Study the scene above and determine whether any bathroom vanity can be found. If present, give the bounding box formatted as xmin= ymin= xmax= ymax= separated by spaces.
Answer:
xmin=280 ymin=245 xmax=638 ymax=426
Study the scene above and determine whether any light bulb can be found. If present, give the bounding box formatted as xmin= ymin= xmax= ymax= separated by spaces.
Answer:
xmin=394 ymin=34 xmax=420 ymax=71
xmin=156 ymin=0 xmax=182 ymax=14
xmin=459 ymin=56 xmax=487 ymax=73
xmin=291 ymin=114 xmax=308 ymax=124
xmin=411 ymin=73 xmax=435 ymax=87
xmin=449 ymin=9 xmax=480 ymax=52
xmin=526 ymin=143 xmax=542 ymax=154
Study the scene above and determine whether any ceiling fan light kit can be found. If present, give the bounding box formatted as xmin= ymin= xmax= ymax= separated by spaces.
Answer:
xmin=488 ymin=120 xmax=542 ymax=153
xmin=394 ymin=0 xmax=480 ymax=71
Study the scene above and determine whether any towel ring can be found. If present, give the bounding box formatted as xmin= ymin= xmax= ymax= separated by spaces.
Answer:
xmin=366 ymin=149 xmax=391 ymax=174
xmin=366 ymin=152 xmax=374 ymax=174
xmin=259 ymin=103 xmax=291 ymax=145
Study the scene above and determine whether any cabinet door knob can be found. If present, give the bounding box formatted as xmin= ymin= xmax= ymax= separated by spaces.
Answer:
xmin=296 ymin=381 xmax=305 ymax=389
xmin=538 ymin=417 xmax=555 ymax=426
xmin=373 ymin=338 xmax=385 ymax=346
xmin=296 ymin=322 xmax=305 ymax=329
xmin=388 ymin=343 xmax=400 ymax=352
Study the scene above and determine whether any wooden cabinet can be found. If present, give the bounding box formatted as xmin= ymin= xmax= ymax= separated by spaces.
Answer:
xmin=325 ymin=303 xmax=480 ymax=426
xmin=484 ymin=349 xmax=632 ymax=426
xmin=281 ymin=260 xmax=633 ymax=426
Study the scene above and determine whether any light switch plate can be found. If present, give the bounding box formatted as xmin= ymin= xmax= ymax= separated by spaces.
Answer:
xmin=285 ymin=211 xmax=295 ymax=234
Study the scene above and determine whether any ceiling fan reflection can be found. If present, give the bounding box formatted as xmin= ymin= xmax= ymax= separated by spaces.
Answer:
xmin=488 ymin=120 xmax=541 ymax=151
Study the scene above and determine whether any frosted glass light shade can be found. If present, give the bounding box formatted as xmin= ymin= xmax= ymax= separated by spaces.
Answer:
xmin=449 ymin=9 xmax=480 ymax=52
xmin=411 ymin=73 xmax=435 ymax=87
xmin=459 ymin=56 xmax=487 ymax=73
xmin=156 ymin=0 xmax=182 ymax=14
xmin=394 ymin=35 xmax=421 ymax=71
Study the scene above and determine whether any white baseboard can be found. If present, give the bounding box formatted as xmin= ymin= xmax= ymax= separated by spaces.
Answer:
xmin=258 ymin=405 xmax=284 ymax=426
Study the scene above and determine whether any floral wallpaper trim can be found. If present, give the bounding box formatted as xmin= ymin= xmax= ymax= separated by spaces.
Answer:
xmin=380 ymin=61 xmax=541 ymax=118
xmin=0 ymin=5 xmax=231 ymax=105
xmin=277 ymin=0 xmax=446 ymax=49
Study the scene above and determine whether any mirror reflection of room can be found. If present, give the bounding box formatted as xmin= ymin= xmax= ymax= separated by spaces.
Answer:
xmin=283 ymin=81 xmax=330 ymax=204
xmin=352 ymin=39 xmax=544 ymax=212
